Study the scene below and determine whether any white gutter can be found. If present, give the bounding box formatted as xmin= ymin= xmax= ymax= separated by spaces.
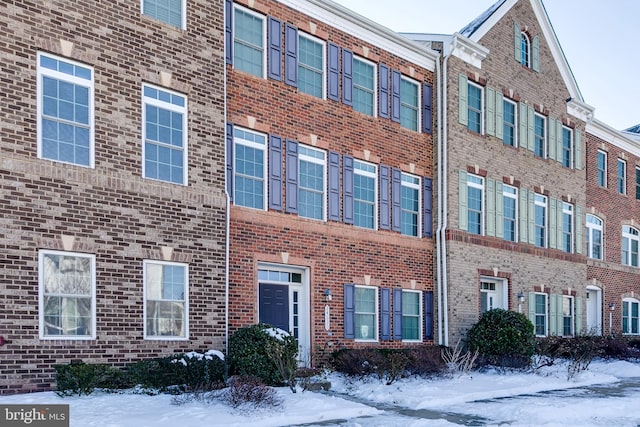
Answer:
xmin=223 ymin=3 xmax=230 ymax=356
xmin=434 ymin=54 xmax=444 ymax=346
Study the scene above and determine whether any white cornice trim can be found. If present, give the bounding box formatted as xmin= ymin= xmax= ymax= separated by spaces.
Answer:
xmin=450 ymin=33 xmax=489 ymax=68
xmin=587 ymin=119 xmax=640 ymax=158
xmin=567 ymin=98 xmax=594 ymax=123
xmin=466 ymin=0 xmax=518 ymax=41
xmin=276 ymin=0 xmax=438 ymax=71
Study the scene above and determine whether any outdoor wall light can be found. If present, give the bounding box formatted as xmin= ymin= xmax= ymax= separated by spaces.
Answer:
xmin=324 ymin=288 xmax=332 ymax=302
xmin=517 ymin=291 xmax=525 ymax=303
xmin=609 ymin=302 xmax=616 ymax=311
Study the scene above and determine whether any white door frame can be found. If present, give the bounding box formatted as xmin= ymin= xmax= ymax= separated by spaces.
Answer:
xmin=586 ymin=285 xmax=603 ymax=335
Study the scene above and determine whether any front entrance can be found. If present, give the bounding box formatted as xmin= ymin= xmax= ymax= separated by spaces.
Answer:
xmin=586 ymin=285 xmax=602 ymax=335
xmin=258 ymin=265 xmax=310 ymax=364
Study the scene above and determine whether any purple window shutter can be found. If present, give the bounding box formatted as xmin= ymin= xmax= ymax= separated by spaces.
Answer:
xmin=393 ymin=288 xmax=402 ymax=340
xmin=379 ymin=64 xmax=390 ymax=119
xmin=225 ymin=0 xmax=233 ymax=64
xmin=342 ymin=49 xmax=353 ymax=106
xmin=391 ymin=167 xmax=401 ymax=232
xmin=285 ymin=24 xmax=298 ymax=87
xmin=343 ymin=155 xmax=354 ymax=224
xmin=267 ymin=17 xmax=282 ymax=81
xmin=423 ymin=83 xmax=433 ymax=134
xmin=425 ymin=291 xmax=434 ymax=340
xmin=381 ymin=288 xmax=390 ymax=340
xmin=379 ymin=165 xmax=390 ymax=230
xmin=285 ymin=140 xmax=298 ymax=213
xmin=328 ymin=151 xmax=341 ymax=221
xmin=226 ymin=123 xmax=234 ymax=201
xmin=344 ymin=284 xmax=355 ymax=339
xmin=391 ymin=69 xmax=401 ymax=123
xmin=269 ymin=135 xmax=283 ymax=211
xmin=423 ymin=177 xmax=433 ymax=238
xmin=328 ymin=43 xmax=340 ymax=101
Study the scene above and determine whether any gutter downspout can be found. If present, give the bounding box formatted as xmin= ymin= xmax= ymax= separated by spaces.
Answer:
xmin=223 ymin=3 xmax=230 ymax=357
xmin=434 ymin=54 xmax=444 ymax=346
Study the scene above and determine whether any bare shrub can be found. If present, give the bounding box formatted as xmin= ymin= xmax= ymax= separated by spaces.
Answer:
xmin=220 ymin=375 xmax=282 ymax=409
xmin=441 ymin=340 xmax=479 ymax=376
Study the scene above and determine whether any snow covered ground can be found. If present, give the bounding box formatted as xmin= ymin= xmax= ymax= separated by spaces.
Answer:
xmin=2 ymin=359 xmax=640 ymax=426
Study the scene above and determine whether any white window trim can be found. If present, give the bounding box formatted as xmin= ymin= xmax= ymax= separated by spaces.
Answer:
xmin=233 ymin=126 xmax=268 ymax=210
xmin=143 ymin=260 xmax=189 ymax=340
xmin=562 ymin=202 xmax=574 ymax=253
xmin=618 ymin=158 xmax=627 ymax=195
xmin=586 ymin=214 xmax=603 ymax=260
xmin=400 ymin=75 xmax=420 ymax=132
xmin=401 ymin=289 xmax=423 ymax=342
xmin=562 ymin=126 xmax=573 ymax=168
xmin=38 ymin=250 xmax=97 ymax=340
xmin=232 ymin=3 xmax=267 ymax=79
xmin=534 ymin=292 xmax=548 ymax=337
xmin=534 ymin=113 xmax=546 ymax=158
xmin=521 ymin=32 xmax=531 ymax=67
xmin=622 ymin=298 xmax=640 ymax=335
xmin=503 ymin=98 xmax=518 ymax=147
xmin=597 ymin=150 xmax=607 ymax=188
xmin=36 ymin=52 xmax=95 ymax=169
xmin=354 ymin=284 xmax=378 ymax=342
xmin=562 ymin=295 xmax=575 ymax=337
xmin=622 ymin=225 xmax=639 ymax=267
xmin=298 ymin=145 xmax=327 ymax=221
xmin=352 ymin=55 xmax=377 ymax=118
xmin=298 ymin=32 xmax=326 ymax=99
xmin=535 ymin=193 xmax=547 ymax=248
xmin=140 ymin=0 xmax=187 ymax=29
xmin=401 ymin=172 xmax=422 ymax=237
xmin=503 ymin=184 xmax=518 ymax=242
xmin=353 ymin=159 xmax=378 ymax=230
xmin=467 ymin=174 xmax=484 ymax=235
xmin=467 ymin=81 xmax=484 ymax=134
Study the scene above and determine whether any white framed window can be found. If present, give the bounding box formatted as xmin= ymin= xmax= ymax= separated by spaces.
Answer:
xmin=622 ymin=225 xmax=639 ymax=267
xmin=233 ymin=4 xmax=266 ymax=78
xmin=534 ymin=194 xmax=547 ymax=248
xmin=623 ymin=298 xmax=640 ymax=335
xmin=400 ymin=76 xmax=420 ymax=131
xmin=298 ymin=32 xmax=325 ymax=99
xmin=586 ymin=214 xmax=603 ymax=260
xmin=37 ymin=53 xmax=94 ymax=168
xmin=144 ymin=260 xmax=188 ymax=339
xmin=618 ymin=159 xmax=627 ymax=195
xmin=298 ymin=145 xmax=326 ymax=220
xmin=467 ymin=82 xmax=483 ymax=134
xmin=233 ymin=127 xmax=267 ymax=210
xmin=520 ymin=32 xmax=531 ymax=67
xmin=503 ymin=98 xmax=517 ymax=147
xmin=561 ymin=202 xmax=574 ymax=253
xmin=142 ymin=84 xmax=188 ymax=185
xmin=401 ymin=173 xmax=421 ymax=237
xmin=480 ymin=277 xmax=508 ymax=313
xmin=354 ymin=285 xmax=378 ymax=341
xmin=562 ymin=295 xmax=575 ymax=336
xmin=353 ymin=160 xmax=377 ymax=229
xmin=636 ymin=167 xmax=640 ymax=200
xmin=534 ymin=113 xmax=546 ymax=158
xmin=503 ymin=184 xmax=518 ymax=242
xmin=597 ymin=150 xmax=607 ymax=188
xmin=352 ymin=56 xmax=376 ymax=117
xmin=401 ymin=290 xmax=422 ymax=341
xmin=467 ymin=174 xmax=484 ymax=235
xmin=561 ymin=126 xmax=573 ymax=168
xmin=39 ymin=250 xmax=96 ymax=340
xmin=534 ymin=292 xmax=548 ymax=336
xmin=142 ymin=0 xmax=186 ymax=29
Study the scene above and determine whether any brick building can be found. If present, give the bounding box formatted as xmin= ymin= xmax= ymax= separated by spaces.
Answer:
xmin=225 ymin=0 xmax=438 ymax=362
xmin=0 ymin=0 xmax=227 ymax=393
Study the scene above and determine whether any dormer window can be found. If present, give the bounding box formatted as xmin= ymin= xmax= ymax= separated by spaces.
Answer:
xmin=520 ymin=32 xmax=530 ymax=67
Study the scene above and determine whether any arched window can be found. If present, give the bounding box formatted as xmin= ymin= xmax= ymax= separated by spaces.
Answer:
xmin=520 ymin=32 xmax=531 ymax=67
xmin=622 ymin=225 xmax=639 ymax=267
xmin=622 ymin=298 xmax=640 ymax=334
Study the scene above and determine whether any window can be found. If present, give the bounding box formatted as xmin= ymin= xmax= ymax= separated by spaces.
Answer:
xmin=623 ymin=298 xmax=640 ymax=335
xmin=233 ymin=127 xmax=267 ymax=209
xmin=480 ymin=278 xmax=507 ymax=313
xmin=39 ymin=250 xmax=95 ymax=339
xmin=142 ymin=0 xmax=185 ymax=28
xmin=144 ymin=260 xmax=188 ymax=339
xmin=503 ymin=99 xmax=517 ymax=147
xmin=618 ymin=159 xmax=626 ymax=194
xmin=400 ymin=77 xmax=419 ymax=131
xmin=353 ymin=57 xmax=375 ymax=116
xmin=233 ymin=5 xmax=266 ymax=78
xmin=402 ymin=290 xmax=421 ymax=341
xmin=561 ymin=126 xmax=573 ymax=168
xmin=520 ymin=32 xmax=531 ymax=67
xmin=597 ymin=150 xmax=607 ymax=188
xmin=298 ymin=33 xmax=325 ymax=98
xmin=636 ymin=167 xmax=640 ymax=200
xmin=353 ymin=160 xmax=377 ymax=229
xmin=298 ymin=145 xmax=326 ymax=220
xmin=534 ymin=194 xmax=547 ymax=248
xmin=355 ymin=285 xmax=377 ymax=340
xmin=534 ymin=113 xmax=546 ymax=158
xmin=562 ymin=295 xmax=574 ymax=336
xmin=467 ymin=82 xmax=483 ymax=133
xmin=37 ymin=53 xmax=94 ymax=167
xmin=534 ymin=293 xmax=548 ymax=336
xmin=586 ymin=214 xmax=603 ymax=260
xmin=142 ymin=85 xmax=187 ymax=185
xmin=622 ymin=225 xmax=639 ymax=267
xmin=503 ymin=185 xmax=517 ymax=242
xmin=467 ymin=174 xmax=484 ymax=235
xmin=401 ymin=173 xmax=420 ymax=236
xmin=561 ymin=202 xmax=573 ymax=253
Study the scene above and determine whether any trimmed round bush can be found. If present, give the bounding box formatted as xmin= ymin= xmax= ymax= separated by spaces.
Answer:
xmin=228 ymin=323 xmax=298 ymax=386
xmin=466 ymin=308 xmax=535 ymax=367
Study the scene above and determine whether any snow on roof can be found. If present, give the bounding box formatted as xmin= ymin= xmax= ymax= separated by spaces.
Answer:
xmin=459 ymin=0 xmax=508 ymax=37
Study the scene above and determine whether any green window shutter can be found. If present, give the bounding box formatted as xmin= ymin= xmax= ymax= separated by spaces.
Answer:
xmin=519 ymin=188 xmax=528 ymax=243
xmin=575 ymin=297 xmax=583 ymax=335
xmin=486 ymin=87 xmax=495 ymax=136
xmin=495 ymin=92 xmax=504 ymax=140
xmin=514 ymin=21 xmax=521 ymax=62
xmin=556 ymin=120 xmax=563 ymax=162
xmin=459 ymin=170 xmax=468 ymax=231
xmin=527 ymin=105 xmax=535 ymax=152
xmin=532 ymin=35 xmax=540 ymax=72
xmin=519 ymin=102 xmax=528 ymax=149
xmin=528 ymin=292 xmax=536 ymax=324
xmin=486 ymin=179 xmax=496 ymax=236
xmin=575 ymin=205 xmax=583 ymax=254
xmin=458 ymin=74 xmax=468 ymax=126
xmin=575 ymin=130 xmax=583 ymax=170
xmin=549 ymin=198 xmax=557 ymax=250
xmin=496 ymin=181 xmax=504 ymax=238
xmin=549 ymin=294 xmax=559 ymax=336
xmin=548 ymin=118 xmax=557 ymax=161
xmin=528 ymin=191 xmax=535 ymax=245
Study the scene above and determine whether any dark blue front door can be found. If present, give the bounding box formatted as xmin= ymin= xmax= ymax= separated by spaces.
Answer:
xmin=259 ymin=283 xmax=289 ymax=332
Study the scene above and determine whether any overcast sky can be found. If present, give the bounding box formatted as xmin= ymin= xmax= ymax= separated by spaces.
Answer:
xmin=333 ymin=0 xmax=638 ymax=131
